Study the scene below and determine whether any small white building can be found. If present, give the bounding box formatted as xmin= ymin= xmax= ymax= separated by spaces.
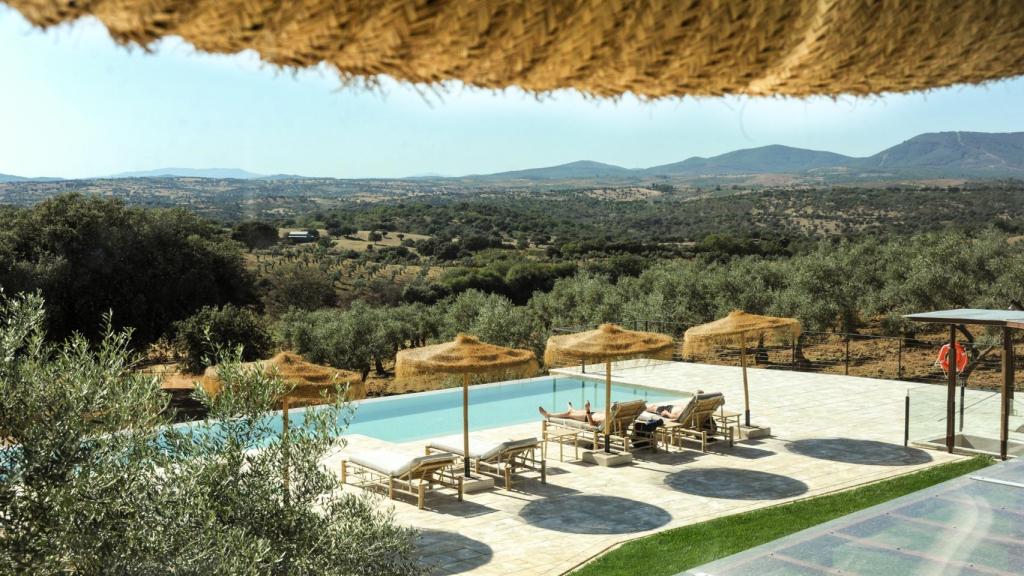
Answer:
xmin=287 ymin=230 xmax=320 ymax=243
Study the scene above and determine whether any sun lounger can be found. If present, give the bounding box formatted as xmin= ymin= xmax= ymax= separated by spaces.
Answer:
xmin=541 ymin=398 xmax=648 ymax=460
xmin=426 ymin=436 xmax=545 ymax=490
xmin=655 ymin=392 xmax=733 ymax=452
xmin=341 ymin=451 xmax=463 ymax=510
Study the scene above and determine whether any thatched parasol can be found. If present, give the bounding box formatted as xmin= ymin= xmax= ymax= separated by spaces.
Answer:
xmin=544 ymin=324 xmax=673 ymax=453
xmin=203 ymin=351 xmax=362 ymax=406
xmin=395 ymin=334 xmax=538 ymax=477
xmin=683 ymin=311 xmax=801 ymax=426
xmin=6 ymin=1 xmax=1024 ymax=98
xmin=203 ymin=351 xmax=360 ymax=492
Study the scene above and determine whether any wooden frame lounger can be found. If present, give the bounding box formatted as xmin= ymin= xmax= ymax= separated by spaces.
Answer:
xmin=541 ymin=399 xmax=648 ymax=460
xmin=425 ymin=436 xmax=545 ymax=490
xmin=341 ymin=451 xmax=463 ymax=510
xmin=657 ymin=392 xmax=734 ymax=452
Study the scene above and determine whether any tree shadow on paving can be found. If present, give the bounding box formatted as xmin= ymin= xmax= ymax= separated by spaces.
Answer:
xmin=518 ymin=494 xmax=671 ymax=534
xmin=717 ymin=445 xmax=776 ymax=459
xmin=664 ymin=468 xmax=809 ymax=500
xmin=786 ymin=438 xmax=932 ymax=466
xmin=429 ymin=497 xmax=499 ymax=518
xmin=508 ymin=480 xmax=580 ymax=498
xmin=417 ymin=530 xmax=493 ymax=576
xmin=636 ymin=448 xmax=701 ymax=466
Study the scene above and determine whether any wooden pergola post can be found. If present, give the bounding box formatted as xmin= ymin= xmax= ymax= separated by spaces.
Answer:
xmin=904 ymin=309 xmax=1023 ymax=460
xmin=1001 ymin=327 xmax=1013 ymax=461
xmin=946 ymin=324 xmax=956 ymax=453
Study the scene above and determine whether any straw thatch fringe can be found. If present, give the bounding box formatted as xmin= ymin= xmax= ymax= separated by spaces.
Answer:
xmin=543 ymin=323 xmax=673 ymax=367
xmin=7 ymin=1 xmax=1024 ymax=97
xmin=394 ymin=333 xmax=538 ymax=379
xmin=203 ymin=351 xmax=363 ymax=404
xmin=681 ymin=311 xmax=801 ymax=357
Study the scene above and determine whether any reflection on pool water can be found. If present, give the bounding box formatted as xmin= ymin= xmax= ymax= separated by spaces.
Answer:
xmin=275 ymin=376 xmax=680 ymax=443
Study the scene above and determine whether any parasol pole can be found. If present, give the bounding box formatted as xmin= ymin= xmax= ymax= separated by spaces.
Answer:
xmin=463 ymin=372 xmax=471 ymax=477
xmin=604 ymin=359 xmax=612 ymax=453
xmin=740 ymin=332 xmax=750 ymax=427
xmin=282 ymin=397 xmax=290 ymax=501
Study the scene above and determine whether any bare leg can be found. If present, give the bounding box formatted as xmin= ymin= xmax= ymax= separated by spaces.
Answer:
xmin=539 ymin=405 xmax=590 ymax=421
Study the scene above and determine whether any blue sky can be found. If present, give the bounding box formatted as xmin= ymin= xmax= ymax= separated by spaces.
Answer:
xmin=3 ymin=6 xmax=1024 ymax=180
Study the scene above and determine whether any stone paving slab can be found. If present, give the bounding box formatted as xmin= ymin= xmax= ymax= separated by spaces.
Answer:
xmin=326 ymin=361 xmax=965 ymax=576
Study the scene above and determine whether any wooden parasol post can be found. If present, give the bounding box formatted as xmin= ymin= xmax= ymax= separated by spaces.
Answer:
xmin=604 ymin=360 xmax=612 ymax=453
xmin=282 ymin=397 xmax=290 ymax=501
xmin=740 ymin=333 xmax=750 ymax=427
xmin=462 ymin=373 xmax=471 ymax=477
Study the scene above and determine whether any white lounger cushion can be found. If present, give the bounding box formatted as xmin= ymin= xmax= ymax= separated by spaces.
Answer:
xmin=547 ymin=417 xmax=600 ymax=432
xmin=427 ymin=436 xmax=539 ymax=461
xmin=347 ymin=451 xmax=455 ymax=477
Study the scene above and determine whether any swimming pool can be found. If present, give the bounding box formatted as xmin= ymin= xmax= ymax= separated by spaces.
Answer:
xmin=279 ymin=376 xmax=681 ymax=443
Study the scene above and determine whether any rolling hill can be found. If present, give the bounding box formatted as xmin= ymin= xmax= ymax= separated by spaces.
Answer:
xmin=644 ymin=144 xmax=853 ymax=175
xmin=477 ymin=160 xmax=634 ymax=180
xmin=857 ymin=131 xmax=1024 ymax=176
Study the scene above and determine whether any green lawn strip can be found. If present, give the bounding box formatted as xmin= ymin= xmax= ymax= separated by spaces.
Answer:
xmin=574 ymin=456 xmax=993 ymax=576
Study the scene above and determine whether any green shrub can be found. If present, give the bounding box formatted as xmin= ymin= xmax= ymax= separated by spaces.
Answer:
xmin=173 ymin=304 xmax=272 ymax=373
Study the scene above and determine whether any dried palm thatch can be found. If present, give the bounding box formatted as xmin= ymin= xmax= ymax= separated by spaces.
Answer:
xmin=682 ymin=311 xmax=801 ymax=357
xmin=7 ymin=1 xmax=1024 ymax=98
xmin=544 ymin=323 xmax=673 ymax=367
xmin=395 ymin=334 xmax=538 ymax=380
xmin=203 ymin=351 xmax=363 ymax=405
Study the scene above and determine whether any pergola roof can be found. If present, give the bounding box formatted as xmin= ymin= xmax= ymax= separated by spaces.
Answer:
xmin=904 ymin=308 xmax=1024 ymax=329
xmin=6 ymin=1 xmax=1024 ymax=98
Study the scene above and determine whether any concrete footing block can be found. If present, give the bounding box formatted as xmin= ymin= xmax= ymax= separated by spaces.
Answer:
xmin=581 ymin=450 xmax=633 ymax=467
xmin=462 ymin=476 xmax=495 ymax=493
xmin=738 ymin=425 xmax=771 ymax=440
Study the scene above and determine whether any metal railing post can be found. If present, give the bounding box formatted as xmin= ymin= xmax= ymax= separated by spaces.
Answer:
xmin=844 ymin=338 xmax=850 ymax=376
xmin=904 ymin=392 xmax=910 ymax=447
xmin=897 ymin=338 xmax=903 ymax=380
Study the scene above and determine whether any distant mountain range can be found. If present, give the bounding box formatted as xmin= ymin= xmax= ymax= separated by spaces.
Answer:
xmin=476 ymin=131 xmax=1024 ymax=180
xmin=2 ymin=131 xmax=1022 ymax=184
xmin=0 ymin=173 xmax=60 ymax=183
xmin=108 ymin=167 xmax=268 ymax=179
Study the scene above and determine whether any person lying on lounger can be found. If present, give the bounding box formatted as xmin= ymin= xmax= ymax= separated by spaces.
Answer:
xmin=645 ymin=391 xmax=703 ymax=420
xmin=537 ymin=401 xmax=604 ymax=426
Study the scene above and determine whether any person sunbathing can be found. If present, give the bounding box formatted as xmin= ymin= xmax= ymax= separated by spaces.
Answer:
xmin=538 ymin=401 xmax=604 ymax=426
xmin=645 ymin=392 xmax=701 ymax=421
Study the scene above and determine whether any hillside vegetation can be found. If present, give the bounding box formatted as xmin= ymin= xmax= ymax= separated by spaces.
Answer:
xmin=3 ymin=185 xmax=1024 ymax=396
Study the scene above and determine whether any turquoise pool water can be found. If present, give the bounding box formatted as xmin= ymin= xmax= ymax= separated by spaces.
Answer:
xmin=282 ymin=376 xmax=679 ymax=443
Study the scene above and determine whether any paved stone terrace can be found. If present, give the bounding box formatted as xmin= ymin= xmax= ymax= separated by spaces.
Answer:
xmin=326 ymin=360 xmax=964 ymax=576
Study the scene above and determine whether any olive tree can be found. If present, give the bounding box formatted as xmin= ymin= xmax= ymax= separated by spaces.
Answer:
xmin=0 ymin=292 xmax=424 ymax=576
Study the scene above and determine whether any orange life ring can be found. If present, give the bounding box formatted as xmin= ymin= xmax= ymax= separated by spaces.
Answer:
xmin=937 ymin=342 xmax=968 ymax=373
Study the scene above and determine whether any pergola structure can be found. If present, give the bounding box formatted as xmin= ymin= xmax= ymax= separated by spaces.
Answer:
xmin=904 ymin=309 xmax=1022 ymax=460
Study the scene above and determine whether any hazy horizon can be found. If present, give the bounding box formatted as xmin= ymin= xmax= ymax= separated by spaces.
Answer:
xmin=4 ymin=6 xmax=1024 ymax=180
